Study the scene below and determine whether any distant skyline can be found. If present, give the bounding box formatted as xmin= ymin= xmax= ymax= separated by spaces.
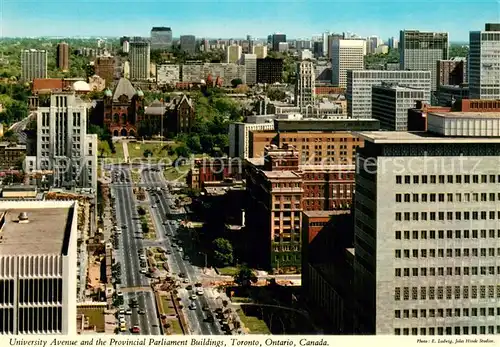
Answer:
xmin=1 ymin=0 xmax=499 ymax=41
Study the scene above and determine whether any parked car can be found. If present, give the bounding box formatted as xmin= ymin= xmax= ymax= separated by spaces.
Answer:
xmin=189 ymin=303 xmax=197 ymax=310
xmin=131 ymin=326 xmax=141 ymax=334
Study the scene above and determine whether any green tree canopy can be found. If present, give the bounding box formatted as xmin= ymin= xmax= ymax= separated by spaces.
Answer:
xmin=212 ymin=238 xmax=234 ymax=266
xmin=234 ymin=266 xmax=258 ymax=287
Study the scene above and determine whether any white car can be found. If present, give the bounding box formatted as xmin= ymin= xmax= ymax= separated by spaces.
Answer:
xmin=196 ymin=288 xmax=204 ymax=295
xmin=119 ymin=317 xmax=126 ymax=324
xmin=140 ymin=269 xmax=147 ymax=274
xmin=125 ymin=309 xmax=132 ymax=315
xmin=152 ymin=205 xmax=157 ymax=208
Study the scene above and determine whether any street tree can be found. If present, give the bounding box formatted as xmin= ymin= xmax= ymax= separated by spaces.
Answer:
xmin=234 ymin=266 xmax=258 ymax=287
xmin=212 ymin=238 xmax=234 ymax=266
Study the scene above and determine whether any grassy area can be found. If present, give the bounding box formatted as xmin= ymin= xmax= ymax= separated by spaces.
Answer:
xmin=232 ymin=296 xmax=253 ymax=303
xmin=170 ymin=319 xmax=183 ymax=335
xmin=99 ymin=140 xmax=125 ymax=160
xmin=160 ymin=296 xmax=177 ymax=316
xmin=127 ymin=142 xmax=175 ymax=160
xmin=163 ymin=165 xmax=190 ymax=182
xmin=217 ymin=266 xmax=239 ymax=276
xmin=237 ymin=308 xmax=270 ymax=334
xmin=130 ymin=169 xmax=141 ymax=184
xmin=78 ymin=307 xmax=105 ymax=333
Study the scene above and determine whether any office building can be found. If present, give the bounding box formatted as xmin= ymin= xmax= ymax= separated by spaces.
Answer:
xmin=156 ymin=64 xmax=180 ymax=85
xmin=354 ymin=112 xmax=500 ymax=334
xmin=295 ymin=60 xmax=315 ymax=111
xmin=437 ymin=84 xmax=469 ymax=107
xmin=122 ymin=41 xmax=129 ymax=53
xmin=371 ymin=84 xmax=427 ymax=130
xmin=56 ymin=42 xmax=69 ymax=72
xmin=93 ymin=56 xmax=116 ymax=86
xmin=278 ymin=42 xmax=289 ymax=53
xmin=181 ymin=63 xmax=246 ymax=87
xmin=226 ymin=45 xmax=242 ymax=64
xmin=150 ymin=27 xmax=172 ymax=50
xmin=180 ymin=35 xmax=196 ymax=55
xmin=24 ymin=92 xmax=97 ymax=191
xmin=242 ymin=54 xmax=257 ymax=86
xmin=21 ymin=49 xmax=47 ymax=82
xmin=399 ymin=30 xmax=449 ymax=91
xmin=332 ymin=39 xmax=365 ymax=88
xmin=228 ymin=122 xmax=275 ymax=159
xmin=322 ymin=32 xmax=330 ymax=57
xmin=347 ymin=70 xmax=431 ymax=118
xmin=0 ymin=200 xmax=78 ymax=334
xmin=129 ymin=42 xmax=151 ymax=80
xmin=437 ymin=58 xmax=467 ymax=88
xmin=299 ymin=50 xmax=313 ymax=61
xmin=272 ymin=33 xmax=287 ymax=51
xmin=256 ymin=58 xmax=284 ymax=84
xmin=252 ymin=45 xmax=267 ymax=59
xmin=469 ymin=23 xmax=500 ymax=99
xmin=0 ymin=142 xmax=26 ymax=171
xmin=388 ymin=37 xmax=399 ymax=49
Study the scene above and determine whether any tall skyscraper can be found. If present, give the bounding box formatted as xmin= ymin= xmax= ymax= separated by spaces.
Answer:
xmin=226 ymin=45 xmax=242 ymax=64
xmin=150 ymin=27 xmax=173 ymax=50
xmin=24 ymin=92 xmax=97 ymax=190
xmin=129 ymin=42 xmax=151 ymax=80
xmin=21 ymin=49 xmax=47 ymax=82
xmin=180 ymin=35 xmax=197 ymax=55
xmin=56 ymin=42 xmax=69 ymax=72
xmin=354 ymin=112 xmax=500 ymax=334
xmin=295 ymin=60 xmax=315 ymax=111
xmin=322 ymin=32 xmax=330 ymax=57
xmin=469 ymin=23 xmax=500 ymax=100
xmin=0 ymin=200 xmax=79 ymax=334
xmin=272 ymin=33 xmax=287 ymax=51
xmin=252 ymin=45 xmax=268 ymax=59
xmin=347 ymin=70 xmax=431 ymax=118
xmin=242 ymin=54 xmax=257 ymax=85
xmin=332 ymin=39 xmax=365 ymax=88
xmin=399 ymin=30 xmax=449 ymax=91
xmin=256 ymin=58 xmax=283 ymax=84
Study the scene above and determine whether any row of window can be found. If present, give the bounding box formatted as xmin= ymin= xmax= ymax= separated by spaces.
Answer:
xmin=395 ymin=211 xmax=500 ymax=222
xmin=396 ymin=174 xmax=500 ymax=185
xmin=395 ymin=247 xmax=500 ymax=258
xmin=395 ymin=266 xmax=500 ymax=277
xmin=394 ymin=326 xmax=500 ymax=336
xmin=395 ymin=307 xmax=500 ymax=319
xmin=395 ymin=229 xmax=500 ymax=240
xmin=396 ymin=192 xmax=500 ymax=203
xmin=394 ymin=285 xmax=500 ymax=301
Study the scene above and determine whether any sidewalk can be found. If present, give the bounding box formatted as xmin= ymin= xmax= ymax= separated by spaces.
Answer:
xmin=122 ymin=141 xmax=129 ymax=163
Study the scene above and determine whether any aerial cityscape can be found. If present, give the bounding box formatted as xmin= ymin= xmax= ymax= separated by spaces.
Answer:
xmin=0 ymin=0 xmax=500 ymax=338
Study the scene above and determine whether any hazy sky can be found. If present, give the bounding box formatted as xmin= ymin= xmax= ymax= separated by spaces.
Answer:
xmin=1 ymin=0 xmax=499 ymax=41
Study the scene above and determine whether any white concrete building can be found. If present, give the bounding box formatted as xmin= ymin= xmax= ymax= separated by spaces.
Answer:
xmin=242 ymin=54 xmax=257 ymax=86
xmin=332 ymin=39 xmax=365 ymax=88
xmin=347 ymin=70 xmax=431 ymax=118
xmin=399 ymin=30 xmax=449 ymax=91
xmin=122 ymin=41 xmax=129 ymax=53
xmin=372 ymin=84 xmax=427 ymax=131
xmin=295 ymin=60 xmax=315 ymax=111
xmin=469 ymin=24 xmax=500 ymax=100
xmin=252 ymin=45 xmax=268 ymax=59
xmin=354 ymin=113 xmax=500 ymax=334
xmin=278 ymin=42 xmax=289 ymax=53
xmin=228 ymin=121 xmax=275 ymax=159
xmin=226 ymin=45 xmax=242 ymax=64
xmin=25 ymin=92 xmax=97 ymax=191
xmin=129 ymin=41 xmax=151 ymax=80
xmin=181 ymin=63 xmax=246 ymax=87
xmin=299 ymin=49 xmax=313 ymax=61
xmin=156 ymin=64 xmax=180 ymax=86
xmin=0 ymin=200 xmax=78 ymax=334
xmin=21 ymin=49 xmax=47 ymax=82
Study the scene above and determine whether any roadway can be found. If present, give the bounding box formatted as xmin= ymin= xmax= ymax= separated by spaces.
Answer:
xmin=141 ymin=169 xmax=223 ymax=335
xmin=111 ymin=168 xmax=160 ymax=335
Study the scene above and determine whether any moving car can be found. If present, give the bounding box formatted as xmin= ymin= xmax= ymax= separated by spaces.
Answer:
xmin=196 ymin=288 xmax=204 ymax=295
xmin=183 ymin=278 xmax=189 ymax=284
xmin=125 ymin=309 xmax=132 ymax=315
xmin=120 ymin=324 xmax=127 ymax=332
xmin=138 ymin=309 xmax=145 ymax=315
xmin=188 ymin=303 xmax=197 ymax=310
xmin=186 ymin=285 xmax=193 ymax=290
xmin=140 ymin=269 xmax=147 ymax=274
xmin=205 ymin=314 xmax=215 ymax=323
xmin=202 ymin=305 xmax=210 ymax=311
xmin=190 ymin=294 xmax=197 ymax=300
xmin=131 ymin=326 xmax=141 ymax=334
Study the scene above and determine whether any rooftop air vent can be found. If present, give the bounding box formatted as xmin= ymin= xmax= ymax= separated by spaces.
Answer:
xmin=18 ymin=212 xmax=29 ymax=223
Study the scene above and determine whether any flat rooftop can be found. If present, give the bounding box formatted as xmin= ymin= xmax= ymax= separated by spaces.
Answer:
xmin=0 ymin=208 xmax=73 ymax=255
xmin=303 ymin=210 xmax=351 ymax=218
xmin=357 ymin=131 xmax=500 ymax=144
xmin=431 ymin=112 xmax=500 ymax=118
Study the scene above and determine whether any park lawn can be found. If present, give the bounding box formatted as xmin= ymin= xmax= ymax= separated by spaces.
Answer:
xmin=160 ymin=295 xmax=177 ymax=316
xmin=127 ymin=142 xmax=174 ymax=160
xmin=217 ymin=266 xmax=239 ymax=276
xmin=237 ymin=308 xmax=270 ymax=334
xmin=170 ymin=319 xmax=183 ymax=335
xmin=231 ymin=296 xmax=253 ymax=303
xmin=163 ymin=165 xmax=190 ymax=182
xmin=100 ymin=140 xmax=124 ymax=160
xmin=78 ymin=307 xmax=105 ymax=333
